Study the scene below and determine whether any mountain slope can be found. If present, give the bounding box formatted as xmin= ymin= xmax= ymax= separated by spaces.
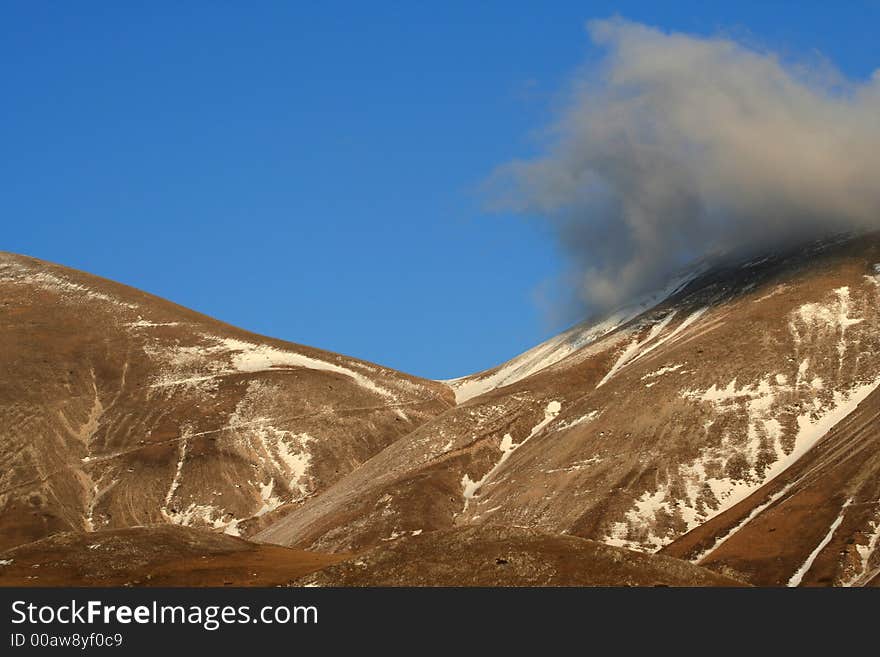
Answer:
xmin=5 ymin=235 xmax=880 ymax=587
xmin=0 ymin=525 xmax=346 ymax=586
xmin=293 ymin=525 xmax=745 ymax=587
xmin=0 ymin=523 xmax=743 ymax=587
xmin=662 ymin=384 xmax=880 ymax=586
xmin=444 ymin=264 xmax=707 ymax=403
xmin=0 ymin=252 xmax=453 ymax=551
xmin=256 ymin=234 xmax=880 ymax=586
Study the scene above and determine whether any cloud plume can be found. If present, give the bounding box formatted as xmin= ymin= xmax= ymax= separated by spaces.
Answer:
xmin=495 ymin=18 xmax=880 ymax=316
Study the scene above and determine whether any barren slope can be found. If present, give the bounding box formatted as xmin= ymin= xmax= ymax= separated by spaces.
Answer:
xmin=0 ymin=252 xmax=452 ymax=551
xmin=0 ymin=525 xmax=345 ymax=586
xmin=294 ymin=525 xmax=745 ymax=587
xmin=258 ymin=234 xmax=880 ymax=586
xmin=6 ymin=234 xmax=880 ymax=587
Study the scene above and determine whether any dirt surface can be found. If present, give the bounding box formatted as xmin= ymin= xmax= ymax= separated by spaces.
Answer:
xmin=294 ymin=526 xmax=745 ymax=587
xmin=0 ymin=525 xmax=346 ymax=587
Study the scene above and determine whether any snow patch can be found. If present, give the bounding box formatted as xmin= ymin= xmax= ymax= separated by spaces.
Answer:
xmin=126 ymin=319 xmax=180 ymax=328
xmin=788 ymin=499 xmax=852 ymax=587
xmin=6 ymin=268 xmax=138 ymax=309
xmin=613 ymin=376 xmax=880 ymax=552
xmin=148 ymin=334 xmax=398 ymax=402
xmin=164 ymin=503 xmax=243 ymax=536
xmin=543 ymin=457 xmax=602 ymax=474
xmin=596 ymin=311 xmax=678 ymax=388
xmin=641 ymin=363 xmax=684 ymax=380
xmin=446 ymin=264 xmax=707 ymax=402
xmin=556 ymin=410 xmax=599 ymax=431
xmin=694 ymin=480 xmax=798 ymax=563
xmin=843 ymin=510 xmax=880 ymax=587
xmin=461 ymin=401 xmax=562 ymax=512
xmin=221 ymin=338 xmax=397 ymax=401
xmin=791 ymin=288 xmax=863 ymax=372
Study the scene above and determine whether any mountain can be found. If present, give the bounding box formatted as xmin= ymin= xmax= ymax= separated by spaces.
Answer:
xmin=256 ymin=233 xmax=880 ymax=587
xmin=0 ymin=252 xmax=452 ymax=552
xmin=443 ymin=263 xmax=708 ymax=403
xmin=3 ymin=234 xmax=880 ymax=587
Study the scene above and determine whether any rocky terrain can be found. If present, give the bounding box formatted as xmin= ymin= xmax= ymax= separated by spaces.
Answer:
xmin=3 ymin=233 xmax=880 ymax=586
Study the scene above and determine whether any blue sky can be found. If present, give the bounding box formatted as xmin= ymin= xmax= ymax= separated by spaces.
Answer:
xmin=3 ymin=2 xmax=879 ymax=378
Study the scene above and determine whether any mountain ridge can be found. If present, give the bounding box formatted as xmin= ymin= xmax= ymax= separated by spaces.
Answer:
xmin=3 ymin=234 xmax=880 ymax=586
xmin=253 ymin=233 xmax=880 ymax=586
xmin=0 ymin=250 xmax=452 ymax=551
